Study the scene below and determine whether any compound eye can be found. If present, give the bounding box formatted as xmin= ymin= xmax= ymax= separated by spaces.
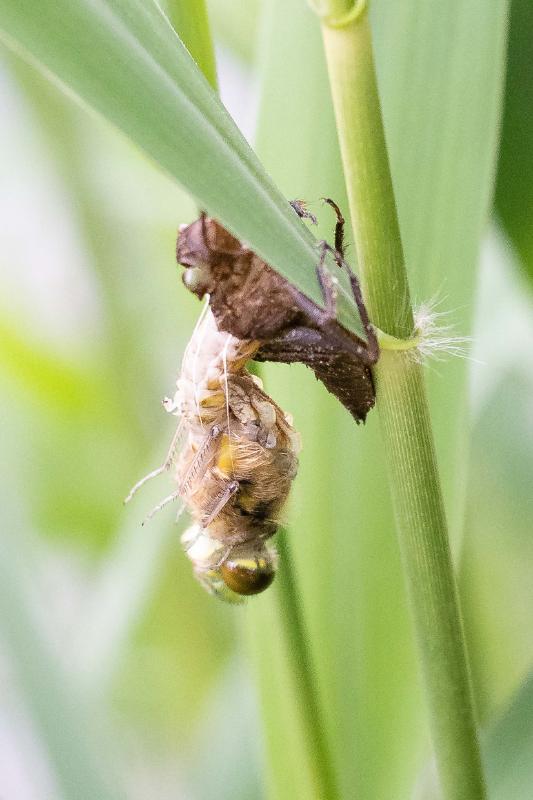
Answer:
xmin=220 ymin=551 xmax=276 ymax=596
xmin=181 ymin=266 xmax=207 ymax=296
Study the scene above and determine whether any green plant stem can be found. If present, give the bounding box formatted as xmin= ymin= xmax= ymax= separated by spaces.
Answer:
xmin=275 ymin=534 xmax=338 ymax=800
xmin=317 ymin=6 xmax=487 ymax=799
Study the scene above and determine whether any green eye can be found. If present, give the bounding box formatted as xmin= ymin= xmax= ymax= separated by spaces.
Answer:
xmin=195 ymin=569 xmax=247 ymax=605
xmin=181 ymin=265 xmax=210 ymax=299
xmin=220 ymin=550 xmax=276 ymax=596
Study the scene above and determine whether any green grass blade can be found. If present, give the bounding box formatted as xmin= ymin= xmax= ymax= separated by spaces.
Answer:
xmin=0 ymin=0 xmax=365 ymax=329
xmin=162 ymin=0 xmax=217 ymax=90
xmin=494 ymin=0 xmax=533 ymax=283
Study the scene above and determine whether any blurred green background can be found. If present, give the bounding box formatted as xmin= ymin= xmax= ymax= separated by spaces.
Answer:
xmin=0 ymin=1 xmax=531 ymax=798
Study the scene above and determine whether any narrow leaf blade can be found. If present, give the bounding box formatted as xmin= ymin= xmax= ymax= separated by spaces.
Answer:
xmin=0 ymin=0 xmax=366 ymax=334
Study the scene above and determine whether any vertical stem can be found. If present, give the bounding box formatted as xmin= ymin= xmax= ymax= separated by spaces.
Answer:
xmin=276 ymin=534 xmax=339 ymax=800
xmin=316 ymin=4 xmax=487 ymax=799
xmin=321 ymin=1 xmax=411 ymax=338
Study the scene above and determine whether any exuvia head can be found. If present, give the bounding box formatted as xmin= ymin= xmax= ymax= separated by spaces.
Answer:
xmin=176 ymin=220 xmax=211 ymax=299
xmin=176 ymin=215 xmax=242 ymax=300
xmin=181 ymin=525 xmax=277 ymax=602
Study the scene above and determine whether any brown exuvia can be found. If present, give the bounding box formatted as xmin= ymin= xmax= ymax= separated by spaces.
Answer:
xmin=176 ymin=200 xmax=379 ymax=423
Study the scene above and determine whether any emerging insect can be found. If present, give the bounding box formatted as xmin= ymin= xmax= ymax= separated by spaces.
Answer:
xmin=127 ymin=199 xmax=378 ymax=602
xmin=125 ymin=304 xmax=300 ymax=603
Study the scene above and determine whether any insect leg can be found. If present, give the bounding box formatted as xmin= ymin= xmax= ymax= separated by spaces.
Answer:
xmin=290 ymin=199 xmax=318 ymax=226
xmin=291 ymin=197 xmax=344 ymax=257
xmin=318 ymin=197 xmax=379 ymax=365
xmin=322 ymin=197 xmax=345 ymax=260
xmin=142 ymin=490 xmax=183 ymax=525
xmin=291 ymin=197 xmax=340 ymax=319
xmin=124 ymin=419 xmax=183 ymax=504
xmin=142 ymin=424 xmax=224 ymax=522
xmin=179 ymin=424 xmax=224 ymax=497
xmin=319 ymin=240 xmax=379 ymax=365
xmin=289 ymin=239 xmax=348 ymax=333
xmin=289 ymin=198 xmax=379 ymax=365
xmin=202 ymin=480 xmax=239 ymax=527
xmin=316 ymin=241 xmax=338 ymax=319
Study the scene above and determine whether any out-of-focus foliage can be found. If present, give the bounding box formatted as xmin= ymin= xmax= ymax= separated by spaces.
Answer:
xmin=0 ymin=1 xmax=531 ymax=799
xmin=485 ymin=666 xmax=533 ymax=800
xmin=0 ymin=48 xmax=248 ymax=799
xmin=460 ymin=229 xmax=533 ymax=723
xmin=495 ymin=0 xmax=533 ymax=283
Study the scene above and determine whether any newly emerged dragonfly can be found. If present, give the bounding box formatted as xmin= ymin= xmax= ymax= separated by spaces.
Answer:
xmin=127 ymin=200 xmax=378 ymax=602
xmin=126 ymin=303 xmax=300 ymax=602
